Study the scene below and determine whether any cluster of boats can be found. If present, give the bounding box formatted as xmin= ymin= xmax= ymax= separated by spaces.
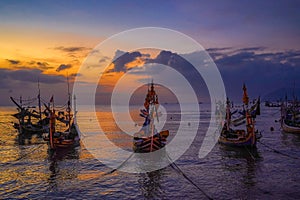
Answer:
xmin=10 ymin=80 xmax=299 ymax=154
xmin=11 ymin=82 xmax=80 ymax=150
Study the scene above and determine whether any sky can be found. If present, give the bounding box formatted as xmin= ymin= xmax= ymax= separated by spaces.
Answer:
xmin=0 ymin=0 xmax=299 ymax=105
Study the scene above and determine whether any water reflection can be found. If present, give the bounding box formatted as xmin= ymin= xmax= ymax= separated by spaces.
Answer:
xmin=47 ymin=146 xmax=80 ymax=191
xmin=16 ymin=132 xmax=43 ymax=145
xmin=138 ymin=169 xmax=165 ymax=199
xmin=219 ymin=145 xmax=262 ymax=190
xmin=281 ymin=132 xmax=300 ymax=147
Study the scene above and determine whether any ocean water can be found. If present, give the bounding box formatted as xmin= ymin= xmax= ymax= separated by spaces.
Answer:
xmin=0 ymin=104 xmax=299 ymax=199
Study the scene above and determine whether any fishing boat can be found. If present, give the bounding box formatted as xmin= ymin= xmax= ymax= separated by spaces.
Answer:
xmin=265 ymin=101 xmax=281 ymax=107
xmin=218 ymin=84 xmax=261 ymax=148
xmin=10 ymin=82 xmax=49 ymax=135
xmin=44 ymin=95 xmax=80 ymax=149
xmin=280 ymin=99 xmax=300 ymax=134
xmin=231 ymin=97 xmax=260 ymax=127
xmin=133 ymin=82 xmax=169 ymax=153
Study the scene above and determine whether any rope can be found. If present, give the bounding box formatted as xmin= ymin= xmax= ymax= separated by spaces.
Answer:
xmin=244 ymin=146 xmax=255 ymax=160
xmin=104 ymin=152 xmax=135 ymax=175
xmin=258 ymin=141 xmax=299 ymax=160
xmin=166 ymin=153 xmax=213 ymax=200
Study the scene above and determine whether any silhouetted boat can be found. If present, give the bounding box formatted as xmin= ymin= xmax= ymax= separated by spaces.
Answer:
xmin=10 ymin=82 xmax=49 ymax=135
xmin=219 ymin=84 xmax=261 ymax=147
xmin=44 ymin=95 xmax=80 ymax=150
xmin=133 ymin=82 xmax=169 ymax=153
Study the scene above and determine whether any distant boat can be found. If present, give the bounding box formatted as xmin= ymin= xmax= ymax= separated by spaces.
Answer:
xmin=265 ymin=101 xmax=281 ymax=107
xmin=218 ymin=84 xmax=261 ymax=148
xmin=10 ymin=82 xmax=49 ymax=135
xmin=280 ymin=98 xmax=300 ymax=134
xmin=133 ymin=82 xmax=169 ymax=153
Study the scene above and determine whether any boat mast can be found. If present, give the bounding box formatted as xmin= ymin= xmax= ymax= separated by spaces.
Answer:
xmin=226 ymin=98 xmax=230 ymax=131
xmin=67 ymin=75 xmax=71 ymax=132
xmin=73 ymin=94 xmax=77 ymax=125
xmin=38 ymin=79 xmax=42 ymax=120
xmin=49 ymin=96 xmax=55 ymax=150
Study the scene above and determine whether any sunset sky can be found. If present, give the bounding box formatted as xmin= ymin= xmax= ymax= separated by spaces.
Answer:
xmin=0 ymin=0 xmax=299 ymax=105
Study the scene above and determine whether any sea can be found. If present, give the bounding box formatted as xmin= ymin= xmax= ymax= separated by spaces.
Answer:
xmin=0 ymin=104 xmax=299 ymax=199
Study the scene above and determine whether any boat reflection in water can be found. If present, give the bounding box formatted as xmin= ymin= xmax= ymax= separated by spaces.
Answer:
xmin=47 ymin=145 xmax=80 ymax=191
xmin=138 ymin=169 xmax=165 ymax=199
xmin=219 ymin=145 xmax=262 ymax=197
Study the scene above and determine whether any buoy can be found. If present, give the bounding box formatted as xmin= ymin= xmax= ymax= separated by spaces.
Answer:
xmin=270 ymin=127 xmax=274 ymax=131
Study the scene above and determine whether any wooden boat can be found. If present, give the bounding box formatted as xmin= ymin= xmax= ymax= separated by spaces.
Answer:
xmin=44 ymin=77 xmax=80 ymax=149
xmin=10 ymin=83 xmax=49 ymax=135
xmin=44 ymin=95 xmax=80 ymax=150
xmin=133 ymin=82 xmax=169 ymax=153
xmin=281 ymin=100 xmax=300 ymax=134
xmin=281 ymin=120 xmax=300 ymax=133
xmin=231 ymin=97 xmax=260 ymax=127
xmin=219 ymin=84 xmax=261 ymax=148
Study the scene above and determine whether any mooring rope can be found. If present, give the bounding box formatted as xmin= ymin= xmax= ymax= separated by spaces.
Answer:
xmin=104 ymin=152 xmax=135 ymax=175
xmin=258 ymin=140 xmax=299 ymax=160
xmin=244 ymin=146 xmax=256 ymax=160
xmin=99 ymin=150 xmax=213 ymax=199
xmin=166 ymin=153 xmax=213 ymax=200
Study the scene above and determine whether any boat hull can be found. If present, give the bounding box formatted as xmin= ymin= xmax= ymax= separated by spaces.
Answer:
xmin=14 ymin=123 xmax=48 ymax=135
xmin=281 ymin=120 xmax=300 ymax=134
xmin=218 ymin=135 xmax=256 ymax=147
xmin=133 ymin=130 xmax=169 ymax=153
xmin=218 ymin=129 xmax=257 ymax=147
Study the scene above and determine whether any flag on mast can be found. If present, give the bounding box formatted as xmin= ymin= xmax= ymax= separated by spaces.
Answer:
xmin=242 ymin=83 xmax=249 ymax=106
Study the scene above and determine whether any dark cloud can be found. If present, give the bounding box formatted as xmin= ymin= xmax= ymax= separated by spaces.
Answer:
xmin=36 ymin=61 xmax=53 ymax=70
xmin=209 ymin=48 xmax=300 ymax=100
xmin=99 ymin=47 xmax=300 ymax=102
xmin=6 ymin=59 xmax=20 ymax=65
xmin=107 ymin=50 xmax=142 ymax=73
xmin=54 ymin=46 xmax=90 ymax=53
xmin=0 ymin=68 xmax=64 ymax=85
xmin=206 ymin=47 xmax=233 ymax=52
xmin=237 ymin=47 xmax=266 ymax=52
xmin=5 ymin=59 xmax=54 ymax=70
xmin=56 ymin=64 xmax=72 ymax=72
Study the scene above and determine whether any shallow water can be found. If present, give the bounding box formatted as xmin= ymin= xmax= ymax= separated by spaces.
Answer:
xmin=0 ymin=105 xmax=299 ymax=199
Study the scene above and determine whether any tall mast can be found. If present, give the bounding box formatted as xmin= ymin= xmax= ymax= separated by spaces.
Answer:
xmin=73 ymin=94 xmax=77 ymax=125
xmin=226 ymin=98 xmax=230 ymax=131
xmin=67 ymin=74 xmax=71 ymax=131
xmin=38 ymin=79 xmax=42 ymax=120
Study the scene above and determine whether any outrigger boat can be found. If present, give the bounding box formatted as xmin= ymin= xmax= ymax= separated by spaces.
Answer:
xmin=280 ymin=97 xmax=300 ymax=134
xmin=133 ymin=82 xmax=169 ymax=153
xmin=10 ymin=82 xmax=49 ymax=135
xmin=231 ymin=97 xmax=260 ymax=127
xmin=219 ymin=84 xmax=261 ymax=147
